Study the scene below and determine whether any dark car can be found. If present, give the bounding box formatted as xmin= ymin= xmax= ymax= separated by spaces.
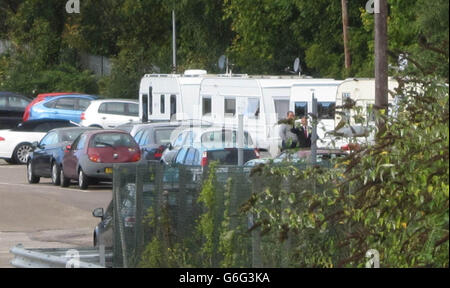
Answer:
xmin=61 ymin=130 xmax=141 ymax=190
xmin=26 ymin=127 xmax=100 ymax=185
xmin=133 ymin=123 xmax=181 ymax=161
xmin=0 ymin=92 xmax=32 ymax=129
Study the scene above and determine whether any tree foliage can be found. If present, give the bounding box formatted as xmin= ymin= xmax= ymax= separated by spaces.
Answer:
xmin=1 ymin=0 xmax=447 ymax=97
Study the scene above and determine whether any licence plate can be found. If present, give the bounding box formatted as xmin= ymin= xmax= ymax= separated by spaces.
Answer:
xmin=105 ymin=168 xmax=113 ymax=174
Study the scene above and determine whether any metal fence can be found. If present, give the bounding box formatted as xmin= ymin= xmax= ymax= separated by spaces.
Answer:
xmin=111 ymin=161 xmax=340 ymax=268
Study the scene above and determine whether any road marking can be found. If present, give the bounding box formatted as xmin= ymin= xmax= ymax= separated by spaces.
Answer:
xmin=0 ymin=182 xmax=111 ymax=193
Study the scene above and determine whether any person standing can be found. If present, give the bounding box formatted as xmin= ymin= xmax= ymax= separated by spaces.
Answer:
xmin=294 ymin=116 xmax=311 ymax=148
xmin=279 ymin=111 xmax=299 ymax=151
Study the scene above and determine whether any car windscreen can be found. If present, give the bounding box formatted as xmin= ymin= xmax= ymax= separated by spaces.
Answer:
xmin=201 ymin=130 xmax=253 ymax=147
xmin=207 ymin=149 xmax=257 ymax=165
xmin=154 ymin=128 xmax=176 ymax=145
xmin=90 ymin=133 xmax=136 ymax=148
xmin=59 ymin=129 xmax=91 ymax=142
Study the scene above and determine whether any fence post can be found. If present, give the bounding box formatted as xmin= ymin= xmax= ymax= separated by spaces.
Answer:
xmin=249 ymin=213 xmax=262 ymax=267
xmin=113 ymin=165 xmax=128 ymax=268
xmin=135 ymin=163 xmax=144 ymax=267
xmin=238 ymin=114 xmax=244 ymax=166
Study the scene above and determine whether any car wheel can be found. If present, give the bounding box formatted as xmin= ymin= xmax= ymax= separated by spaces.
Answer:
xmin=51 ymin=161 xmax=61 ymax=186
xmin=78 ymin=169 xmax=89 ymax=190
xmin=60 ymin=167 xmax=70 ymax=187
xmin=14 ymin=143 xmax=33 ymax=165
xmin=27 ymin=161 xmax=40 ymax=184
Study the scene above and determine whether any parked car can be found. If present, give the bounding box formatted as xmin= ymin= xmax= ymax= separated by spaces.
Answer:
xmin=133 ymin=122 xmax=193 ymax=161
xmin=80 ymin=99 xmax=140 ymax=129
xmin=60 ymin=130 xmax=141 ymax=190
xmin=115 ymin=122 xmax=144 ymax=134
xmin=0 ymin=92 xmax=32 ymax=129
xmin=26 ymin=127 xmax=100 ymax=185
xmin=244 ymin=149 xmax=348 ymax=167
xmin=23 ymin=92 xmax=80 ymax=122
xmin=117 ymin=119 xmax=213 ymax=139
xmin=92 ymin=182 xmax=140 ymax=248
xmin=0 ymin=119 xmax=80 ymax=164
xmin=29 ymin=94 xmax=98 ymax=123
xmin=161 ymin=127 xmax=255 ymax=165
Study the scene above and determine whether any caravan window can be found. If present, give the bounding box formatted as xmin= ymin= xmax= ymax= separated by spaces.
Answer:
xmin=295 ymin=102 xmax=308 ymax=118
xmin=318 ymin=102 xmax=335 ymax=119
xmin=202 ymin=97 xmax=211 ymax=116
xmin=274 ymin=99 xmax=290 ymax=121
xmin=225 ymin=98 xmax=236 ymax=117
xmin=170 ymin=94 xmax=176 ymax=118
xmin=245 ymin=98 xmax=260 ymax=118
xmin=160 ymin=95 xmax=165 ymax=114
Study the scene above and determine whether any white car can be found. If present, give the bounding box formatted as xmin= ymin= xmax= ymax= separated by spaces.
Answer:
xmin=80 ymin=99 xmax=140 ymax=129
xmin=0 ymin=119 xmax=80 ymax=164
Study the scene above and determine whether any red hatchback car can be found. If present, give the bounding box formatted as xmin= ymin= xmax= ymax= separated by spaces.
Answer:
xmin=61 ymin=130 xmax=141 ymax=190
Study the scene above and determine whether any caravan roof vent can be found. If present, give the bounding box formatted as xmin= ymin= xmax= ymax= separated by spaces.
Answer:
xmin=183 ymin=69 xmax=207 ymax=77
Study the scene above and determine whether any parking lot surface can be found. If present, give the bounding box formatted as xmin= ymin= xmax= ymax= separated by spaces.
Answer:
xmin=0 ymin=159 xmax=112 ymax=267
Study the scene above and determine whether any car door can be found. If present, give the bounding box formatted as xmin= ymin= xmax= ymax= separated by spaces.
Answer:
xmin=125 ymin=103 xmax=140 ymax=124
xmin=98 ymin=102 xmax=127 ymax=128
xmin=63 ymin=134 xmax=85 ymax=179
xmin=33 ymin=131 xmax=58 ymax=176
xmin=53 ymin=97 xmax=77 ymax=121
xmin=138 ymin=129 xmax=152 ymax=160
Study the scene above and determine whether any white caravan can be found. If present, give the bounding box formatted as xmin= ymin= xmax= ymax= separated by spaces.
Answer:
xmin=138 ymin=70 xmax=209 ymax=122
xmin=289 ymin=79 xmax=343 ymax=141
xmin=139 ymin=71 xmax=343 ymax=156
xmin=335 ymin=78 xmax=399 ymax=127
xmin=194 ymin=76 xmax=343 ymax=156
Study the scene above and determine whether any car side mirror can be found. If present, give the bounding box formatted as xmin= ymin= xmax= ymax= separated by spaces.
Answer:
xmin=166 ymin=143 xmax=173 ymax=150
xmin=32 ymin=141 xmax=39 ymax=149
xmin=92 ymin=208 xmax=104 ymax=219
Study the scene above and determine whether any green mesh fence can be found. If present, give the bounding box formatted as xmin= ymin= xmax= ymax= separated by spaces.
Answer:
xmin=112 ymin=161 xmax=344 ymax=268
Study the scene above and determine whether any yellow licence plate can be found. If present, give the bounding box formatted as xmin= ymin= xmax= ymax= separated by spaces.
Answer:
xmin=105 ymin=168 xmax=113 ymax=174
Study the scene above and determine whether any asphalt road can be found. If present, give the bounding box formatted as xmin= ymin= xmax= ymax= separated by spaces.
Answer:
xmin=0 ymin=159 xmax=112 ymax=268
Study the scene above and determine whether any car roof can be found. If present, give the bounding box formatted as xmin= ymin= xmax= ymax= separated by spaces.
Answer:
xmin=135 ymin=122 xmax=182 ymax=130
xmin=47 ymin=126 xmax=100 ymax=134
xmin=89 ymin=99 xmax=138 ymax=104
xmin=0 ymin=91 xmax=32 ymax=100
xmin=40 ymin=94 xmax=97 ymax=101
xmin=36 ymin=92 xmax=80 ymax=98
xmin=83 ymin=129 xmax=131 ymax=137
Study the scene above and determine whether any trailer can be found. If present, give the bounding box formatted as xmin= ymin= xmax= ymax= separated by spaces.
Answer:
xmin=139 ymin=71 xmax=344 ymax=156
xmin=335 ymin=78 xmax=399 ymax=127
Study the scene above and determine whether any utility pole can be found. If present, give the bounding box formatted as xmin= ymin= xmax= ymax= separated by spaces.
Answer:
xmin=374 ymin=0 xmax=388 ymax=130
xmin=341 ymin=0 xmax=351 ymax=70
xmin=172 ymin=9 xmax=177 ymax=73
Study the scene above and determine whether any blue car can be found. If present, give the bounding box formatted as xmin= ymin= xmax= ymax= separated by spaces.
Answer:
xmin=29 ymin=94 xmax=98 ymax=123
xmin=27 ymin=127 xmax=100 ymax=185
